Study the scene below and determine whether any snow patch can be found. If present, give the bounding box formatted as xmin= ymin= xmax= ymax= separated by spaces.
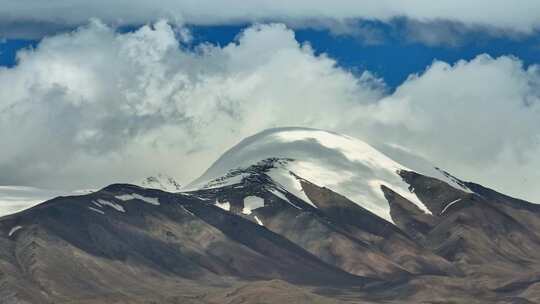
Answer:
xmin=434 ymin=168 xmax=473 ymax=193
xmin=369 ymin=179 xmax=432 ymax=216
xmin=267 ymin=168 xmax=317 ymax=208
xmin=242 ymin=196 xmax=265 ymax=215
xmin=88 ymin=207 xmax=105 ymax=215
xmin=8 ymin=226 xmax=22 ymax=237
xmin=180 ymin=205 xmax=195 ymax=216
xmin=269 ymin=188 xmax=291 ymax=204
xmin=254 ymin=215 xmax=264 ymax=226
xmin=182 ymin=192 xmax=212 ymax=201
xmin=440 ymin=198 xmax=463 ymax=215
xmin=115 ymin=193 xmax=160 ymax=205
xmin=268 ymin=187 xmax=303 ymax=209
xmin=215 ymin=200 xmax=231 ymax=211
xmin=94 ymin=199 xmax=125 ymax=213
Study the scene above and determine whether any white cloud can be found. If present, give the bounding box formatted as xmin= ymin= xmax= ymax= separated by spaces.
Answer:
xmin=355 ymin=55 xmax=540 ymax=201
xmin=1 ymin=21 xmax=540 ymax=204
xmin=0 ymin=21 xmax=383 ymax=189
xmin=1 ymin=1 xmax=540 ymax=38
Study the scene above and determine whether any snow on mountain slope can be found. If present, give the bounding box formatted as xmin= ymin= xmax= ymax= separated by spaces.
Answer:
xmin=188 ymin=127 xmax=472 ymax=222
xmin=138 ymin=174 xmax=181 ymax=192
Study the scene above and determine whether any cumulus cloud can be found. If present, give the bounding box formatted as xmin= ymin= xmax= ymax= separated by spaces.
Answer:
xmin=356 ymin=55 xmax=540 ymax=200
xmin=0 ymin=21 xmax=383 ymax=189
xmin=1 ymin=1 xmax=540 ymax=39
xmin=1 ymin=21 xmax=540 ymax=204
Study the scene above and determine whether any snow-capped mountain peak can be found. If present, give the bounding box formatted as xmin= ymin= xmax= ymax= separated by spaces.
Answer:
xmin=188 ymin=127 xmax=471 ymax=222
xmin=139 ymin=174 xmax=181 ymax=192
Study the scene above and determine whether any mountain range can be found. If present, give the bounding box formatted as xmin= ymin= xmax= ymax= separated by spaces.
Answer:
xmin=2 ymin=127 xmax=540 ymax=303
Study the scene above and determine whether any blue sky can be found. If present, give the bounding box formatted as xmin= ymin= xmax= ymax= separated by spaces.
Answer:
xmin=0 ymin=39 xmax=36 ymax=67
xmin=190 ymin=22 xmax=540 ymax=88
xmin=3 ymin=22 xmax=540 ymax=89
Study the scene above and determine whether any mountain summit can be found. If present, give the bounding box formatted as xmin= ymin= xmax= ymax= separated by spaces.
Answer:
xmin=139 ymin=173 xmax=182 ymax=192
xmin=2 ymin=128 xmax=540 ymax=303
xmin=189 ymin=127 xmax=470 ymax=222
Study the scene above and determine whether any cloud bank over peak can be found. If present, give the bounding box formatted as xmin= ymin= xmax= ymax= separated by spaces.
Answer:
xmin=1 ymin=21 xmax=540 ymax=204
xmin=0 ymin=21 xmax=383 ymax=189
xmin=1 ymin=1 xmax=540 ymax=39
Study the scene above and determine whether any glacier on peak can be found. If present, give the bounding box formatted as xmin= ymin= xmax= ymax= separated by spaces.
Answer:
xmin=188 ymin=127 xmax=472 ymax=222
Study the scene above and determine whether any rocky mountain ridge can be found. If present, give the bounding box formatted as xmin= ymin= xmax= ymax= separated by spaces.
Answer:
xmin=2 ymin=128 xmax=540 ymax=303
